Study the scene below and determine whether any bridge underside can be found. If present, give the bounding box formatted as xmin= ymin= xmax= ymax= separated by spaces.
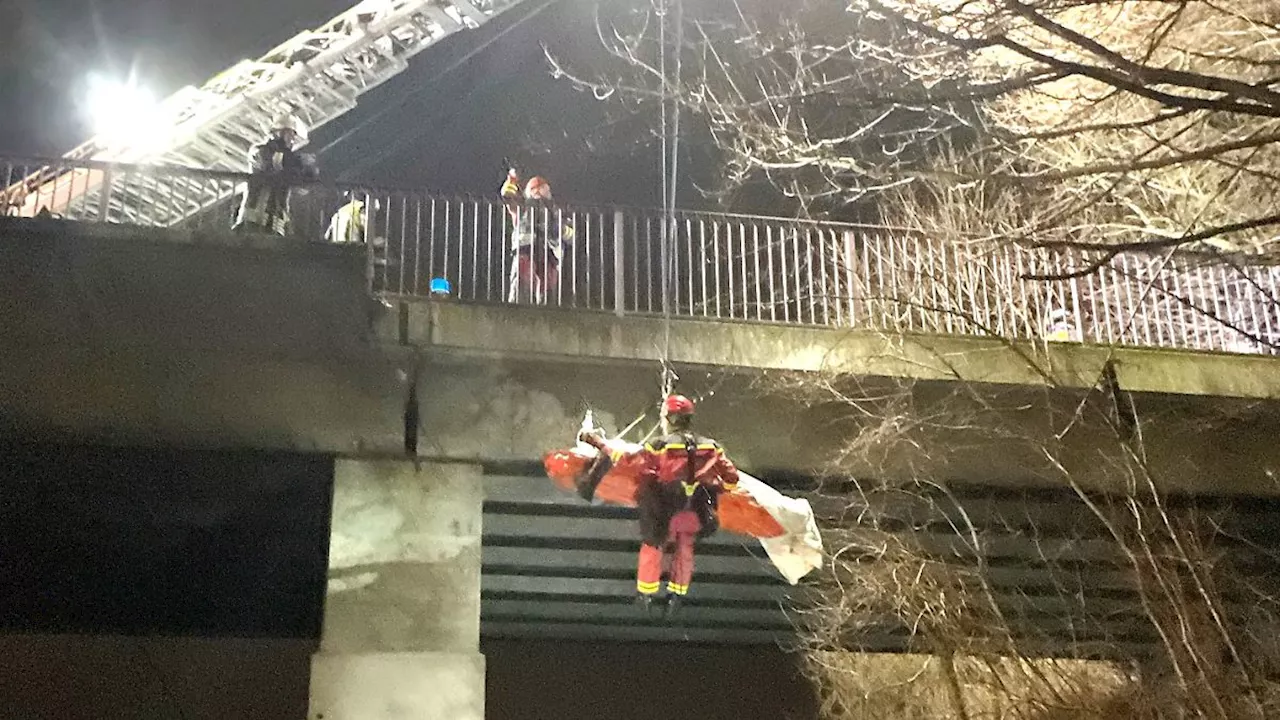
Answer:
xmin=7 ymin=431 xmax=1280 ymax=662
xmin=480 ymin=465 xmax=795 ymax=646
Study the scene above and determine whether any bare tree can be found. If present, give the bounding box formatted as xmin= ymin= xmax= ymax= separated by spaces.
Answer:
xmin=546 ymin=0 xmax=1280 ymax=354
xmin=757 ymin=314 xmax=1280 ymax=718
xmin=553 ymin=0 xmax=1280 ymax=254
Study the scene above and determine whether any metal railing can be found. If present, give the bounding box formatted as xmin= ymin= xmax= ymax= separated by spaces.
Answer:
xmin=5 ymin=155 xmax=1279 ymax=355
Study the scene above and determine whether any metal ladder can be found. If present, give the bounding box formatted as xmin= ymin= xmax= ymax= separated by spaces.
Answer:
xmin=8 ymin=0 xmax=525 ymax=226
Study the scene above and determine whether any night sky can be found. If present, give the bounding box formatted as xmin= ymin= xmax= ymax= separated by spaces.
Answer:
xmin=1 ymin=0 xmax=727 ymax=208
xmin=2 ymin=0 xmax=357 ymax=155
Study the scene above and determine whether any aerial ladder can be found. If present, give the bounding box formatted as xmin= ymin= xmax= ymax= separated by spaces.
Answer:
xmin=4 ymin=0 xmax=526 ymax=226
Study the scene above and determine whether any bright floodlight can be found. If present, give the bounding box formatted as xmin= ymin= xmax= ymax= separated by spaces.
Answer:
xmin=85 ymin=74 xmax=170 ymax=155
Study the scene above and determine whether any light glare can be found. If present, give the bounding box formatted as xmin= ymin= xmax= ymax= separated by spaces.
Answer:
xmin=85 ymin=74 xmax=170 ymax=155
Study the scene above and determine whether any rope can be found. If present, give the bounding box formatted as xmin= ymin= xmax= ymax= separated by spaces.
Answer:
xmin=575 ymin=1 xmax=689 ymax=449
xmin=657 ymin=0 xmax=683 ymax=399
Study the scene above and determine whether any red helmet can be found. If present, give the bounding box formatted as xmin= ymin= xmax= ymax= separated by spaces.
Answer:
xmin=663 ymin=394 xmax=695 ymax=416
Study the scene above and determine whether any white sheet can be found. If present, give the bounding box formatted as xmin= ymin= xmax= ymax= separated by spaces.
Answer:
xmin=735 ymin=472 xmax=824 ymax=585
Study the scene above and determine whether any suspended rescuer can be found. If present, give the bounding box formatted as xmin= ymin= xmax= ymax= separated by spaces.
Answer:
xmin=234 ymin=114 xmax=319 ymax=236
xmin=580 ymin=394 xmax=740 ymax=619
xmin=500 ymin=168 xmax=574 ymax=304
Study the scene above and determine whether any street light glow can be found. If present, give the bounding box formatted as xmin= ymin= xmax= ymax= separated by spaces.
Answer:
xmin=85 ymin=73 xmax=170 ymax=155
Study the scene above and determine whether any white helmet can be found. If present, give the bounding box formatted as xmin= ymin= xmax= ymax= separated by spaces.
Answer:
xmin=270 ymin=114 xmax=309 ymax=148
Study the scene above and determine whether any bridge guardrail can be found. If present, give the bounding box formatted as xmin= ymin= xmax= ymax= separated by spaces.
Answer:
xmin=5 ymin=155 xmax=1278 ymax=355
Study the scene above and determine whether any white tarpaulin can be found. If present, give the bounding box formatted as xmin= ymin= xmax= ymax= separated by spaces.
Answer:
xmin=735 ymin=472 xmax=824 ymax=585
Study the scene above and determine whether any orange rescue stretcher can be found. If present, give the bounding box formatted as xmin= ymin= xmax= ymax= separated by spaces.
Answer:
xmin=543 ymin=435 xmax=824 ymax=584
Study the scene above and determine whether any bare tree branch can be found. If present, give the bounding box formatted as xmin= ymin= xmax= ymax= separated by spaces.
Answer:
xmin=1032 ymin=211 xmax=1280 ymax=253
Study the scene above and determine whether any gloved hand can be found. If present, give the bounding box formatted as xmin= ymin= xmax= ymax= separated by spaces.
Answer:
xmin=577 ymin=428 xmax=606 ymax=449
xmin=501 ymin=167 xmax=521 ymax=198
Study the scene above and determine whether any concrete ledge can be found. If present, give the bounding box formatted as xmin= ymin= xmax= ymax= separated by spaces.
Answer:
xmin=407 ymin=301 xmax=1280 ymax=400
xmin=0 ymin=215 xmax=350 ymax=253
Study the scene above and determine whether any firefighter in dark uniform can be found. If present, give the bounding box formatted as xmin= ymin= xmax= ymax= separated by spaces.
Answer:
xmin=234 ymin=115 xmax=318 ymax=235
xmin=582 ymin=394 xmax=740 ymax=618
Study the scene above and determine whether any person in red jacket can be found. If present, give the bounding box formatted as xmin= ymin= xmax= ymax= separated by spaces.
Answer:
xmin=582 ymin=394 xmax=740 ymax=618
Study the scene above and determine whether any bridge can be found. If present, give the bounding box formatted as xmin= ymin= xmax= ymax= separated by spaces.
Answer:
xmin=5 ymin=158 xmax=1280 ymax=719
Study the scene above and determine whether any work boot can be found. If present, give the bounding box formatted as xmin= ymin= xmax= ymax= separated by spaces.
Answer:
xmin=664 ymin=594 xmax=684 ymax=622
xmin=635 ymin=593 xmax=662 ymax=620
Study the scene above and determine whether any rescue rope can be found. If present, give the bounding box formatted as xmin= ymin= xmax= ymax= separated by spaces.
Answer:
xmin=657 ymin=0 xmax=684 ymax=399
xmin=584 ymin=0 xmax=686 ymax=449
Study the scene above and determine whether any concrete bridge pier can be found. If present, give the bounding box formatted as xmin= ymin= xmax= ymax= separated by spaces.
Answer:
xmin=309 ymin=459 xmax=484 ymax=720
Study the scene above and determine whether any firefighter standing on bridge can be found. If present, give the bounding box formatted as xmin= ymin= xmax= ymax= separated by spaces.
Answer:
xmin=501 ymin=168 xmax=574 ymax=304
xmin=581 ymin=394 xmax=740 ymax=618
xmin=234 ymin=114 xmax=319 ymax=236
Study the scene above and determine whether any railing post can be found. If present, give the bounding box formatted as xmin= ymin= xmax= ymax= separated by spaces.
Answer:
xmin=613 ymin=210 xmax=625 ymax=317
xmin=97 ymin=166 xmax=115 ymax=223
xmin=1069 ymin=252 xmax=1085 ymax=342
xmin=843 ymin=230 xmax=859 ymax=328
xmin=363 ymin=189 xmax=375 ymax=296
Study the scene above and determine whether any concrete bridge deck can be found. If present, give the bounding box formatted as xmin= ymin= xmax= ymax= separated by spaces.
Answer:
xmin=5 ymin=216 xmax=1280 ymax=489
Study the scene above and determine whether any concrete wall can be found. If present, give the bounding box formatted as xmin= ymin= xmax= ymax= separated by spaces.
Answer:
xmin=412 ymin=301 xmax=1280 ymax=400
xmin=320 ymin=460 xmax=482 ymax=653
xmin=411 ymin=354 xmax=1280 ymax=496
xmin=0 ymin=219 xmax=408 ymax=454
xmin=406 ymin=304 xmax=1280 ymax=497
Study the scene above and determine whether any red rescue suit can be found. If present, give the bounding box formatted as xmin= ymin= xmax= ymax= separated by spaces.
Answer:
xmin=631 ymin=433 xmax=740 ymax=596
